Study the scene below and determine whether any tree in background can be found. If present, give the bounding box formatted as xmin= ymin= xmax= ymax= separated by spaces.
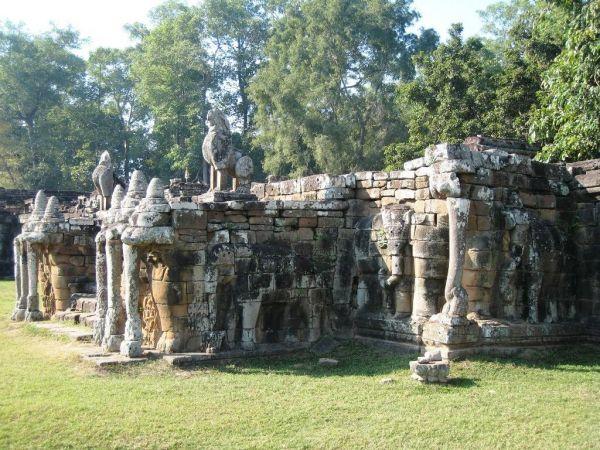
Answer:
xmin=87 ymin=47 xmax=150 ymax=179
xmin=250 ymin=0 xmax=436 ymax=177
xmin=384 ymin=24 xmax=498 ymax=169
xmin=131 ymin=1 xmax=213 ymax=180
xmin=530 ymin=0 xmax=600 ymax=161
xmin=204 ymin=0 xmax=270 ymax=133
xmin=480 ymin=0 xmax=568 ymax=140
xmin=0 ymin=25 xmax=87 ymax=189
xmin=203 ymin=0 xmax=274 ymax=179
xmin=0 ymin=0 xmax=598 ymax=190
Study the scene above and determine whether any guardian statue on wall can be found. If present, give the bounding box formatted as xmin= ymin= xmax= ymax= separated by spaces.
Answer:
xmin=202 ymin=108 xmax=254 ymax=192
xmin=92 ymin=151 xmax=116 ymax=210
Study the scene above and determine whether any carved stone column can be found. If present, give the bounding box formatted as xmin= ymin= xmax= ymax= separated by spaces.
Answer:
xmin=241 ymin=300 xmax=261 ymax=351
xmin=11 ymin=238 xmax=27 ymax=321
xmin=120 ymin=176 xmax=174 ymax=356
xmin=103 ymin=240 xmax=124 ymax=352
xmin=25 ymin=242 xmax=43 ymax=321
xmin=422 ymin=166 xmax=479 ymax=358
xmin=18 ymin=190 xmax=47 ymax=322
xmin=99 ymin=185 xmax=126 ymax=350
xmin=120 ymin=243 xmax=143 ymax=357
xmin=93 ymin=233 xmax=107 ymax=345
xmin=439 ymin=197 xmax=471 ymax=324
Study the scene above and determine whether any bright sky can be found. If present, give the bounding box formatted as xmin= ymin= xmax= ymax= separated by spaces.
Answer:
xmin=0 ymin=0 xmax=498 ymax=54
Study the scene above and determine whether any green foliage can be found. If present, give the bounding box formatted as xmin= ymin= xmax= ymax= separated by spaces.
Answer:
xmin=87 ymin=47 xmax=150 ymax=179
xmin=131 ymin=2 xmax=212 ymax=178
xmin=249 ymin=0 xmax=433 ymax=177
xmin=530 ymin=0 xmax=600 ymax=161
xmin=204 ymin=0 xmax=271 ymax=133
xmin=0 ymin=25 xmax=87 ymax=189
xmin=385 ymin=24 xmax=498 ymax=169
xmin=480 ymin=0 xmax=569 ymax=139
xmin=385 ymin=0 xmax=586 ymax=170
xmin=1 ymin=0 xmax=598 ymax=189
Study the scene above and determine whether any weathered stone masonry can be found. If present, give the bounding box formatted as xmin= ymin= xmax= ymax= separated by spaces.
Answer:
xmin=10 ymin=137 xmax=600 ymax=359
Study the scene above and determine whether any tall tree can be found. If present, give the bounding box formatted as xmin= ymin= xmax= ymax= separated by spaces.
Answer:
xmin=530 ymin=0 xmax=600 ymax=161
xmin=385 ymin=24 xmax=498 ymax=169
xmin=0 ymin=24 xmax=86 ymax=188
xmin=250 ymin=0 xmax=432 ymax=177
xmin=203 ymin=0 xmax=270 ymax=133
xmin=88 ymin=47 xmax=149 ymax=179
xmin=479 ymin=0 xmax=569 ymax=139
xmin=131 ymin=1 xmax=213 ymax=179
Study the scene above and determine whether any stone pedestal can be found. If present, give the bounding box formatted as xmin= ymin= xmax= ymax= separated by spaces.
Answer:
xmin=409 ymin=359 xmax=450 ymax=383
xmin=409 ymin=350 xmax=450 ymax=383
xmin=421 ymin=320 xmax=480 ymax=359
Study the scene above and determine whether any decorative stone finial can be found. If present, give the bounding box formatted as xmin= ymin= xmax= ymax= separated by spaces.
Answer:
xmin=127 ymin=170 xmax=148 ymax=198
xmin=110 ymin=185 xmax=125 ymax=209
xmin=106 ymin=185 xmax=126 ymax=227
xmin=42 ymin=196 xmax=64 ymax=223
xmin=120 ymin=170 xmax=148 ymax=221
xmin=146 ymin=178 xmax=165 ymax=199
xmin=29 ymin=191 xmax=48 ymax=223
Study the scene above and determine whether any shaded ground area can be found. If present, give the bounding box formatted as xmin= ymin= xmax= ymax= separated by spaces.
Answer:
xmin=0 ymin=280 xmax=598 ymax=449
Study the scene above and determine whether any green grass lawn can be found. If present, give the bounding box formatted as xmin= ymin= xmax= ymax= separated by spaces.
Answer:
xmin=0 ymin=280 xmax=599 ymax=449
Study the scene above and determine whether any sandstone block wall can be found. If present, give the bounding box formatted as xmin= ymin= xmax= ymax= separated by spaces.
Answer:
xmin=568 ymin=159 xmax=600 ymax=334
xmin=14 ymin=141 xmax=600 ymax=356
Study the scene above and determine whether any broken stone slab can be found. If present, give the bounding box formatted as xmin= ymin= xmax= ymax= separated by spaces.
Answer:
xmin=417 ymin=350 xmax=442 ymax=363
xmin=85 ymin=353 xmax=150 ymax=367
xmin=30 ymin=323 xmax=93 ymax=342
xmin=409 ymin=359 xmax=450 ymax=383
xmin=318 ymin=358 xmax=339 ymax=367
xmin=198 ymin=191 xmax=258 ymax=202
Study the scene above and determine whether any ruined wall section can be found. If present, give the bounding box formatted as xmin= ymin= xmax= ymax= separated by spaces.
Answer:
xmin=409 ymin=146 xmax=577 ymax=327
xmin=24 ymin=216 xmax=97 ymax=317
xmin=0 ymin=189 xmax=86 ymax=278
xmin=248 ymin=144 xmax=583 ymax=346
xmin=568 ymin=159 xmax=600 ymax=338
xmin=158 ymin=199 xmax=352 ymax=353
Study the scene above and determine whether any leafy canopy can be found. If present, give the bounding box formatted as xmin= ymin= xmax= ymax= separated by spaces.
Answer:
xmin=250 ymin=0 xmax=435 ymax=177
xmin=530 ymin=0 xmax=600 ymax=161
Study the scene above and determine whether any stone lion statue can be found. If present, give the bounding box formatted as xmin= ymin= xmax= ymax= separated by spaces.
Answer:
xmin=202 ymin=108 xmax=253 ymax=192
xmin=92 ymin=151 xmax=115 ymax=210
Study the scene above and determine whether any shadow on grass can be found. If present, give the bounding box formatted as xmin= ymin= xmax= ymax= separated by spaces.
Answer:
xmin=177 ymin=340 xmax=417 ymax=378
xmin=446 ymin=377 xmax=478 ymax=388
xmin=174 ymin=341 xmax=482 ymax=388
xmin=459 ymin=343 xmax=600 ymax=373
xmin=175 ymin=342 xmax=599 ymax=387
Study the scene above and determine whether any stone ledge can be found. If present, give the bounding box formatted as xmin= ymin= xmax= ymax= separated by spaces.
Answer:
xmin=29 ymin=322 xmax=93 ymax=342
xmin=163 ymin=342 xmax=309 ymax=366
xmin=84 ymin=351 xmax=158 ymax=367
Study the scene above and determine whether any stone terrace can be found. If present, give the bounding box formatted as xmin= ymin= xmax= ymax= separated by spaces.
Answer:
xmin=10 ymin=138 xmax=600 ymax=360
